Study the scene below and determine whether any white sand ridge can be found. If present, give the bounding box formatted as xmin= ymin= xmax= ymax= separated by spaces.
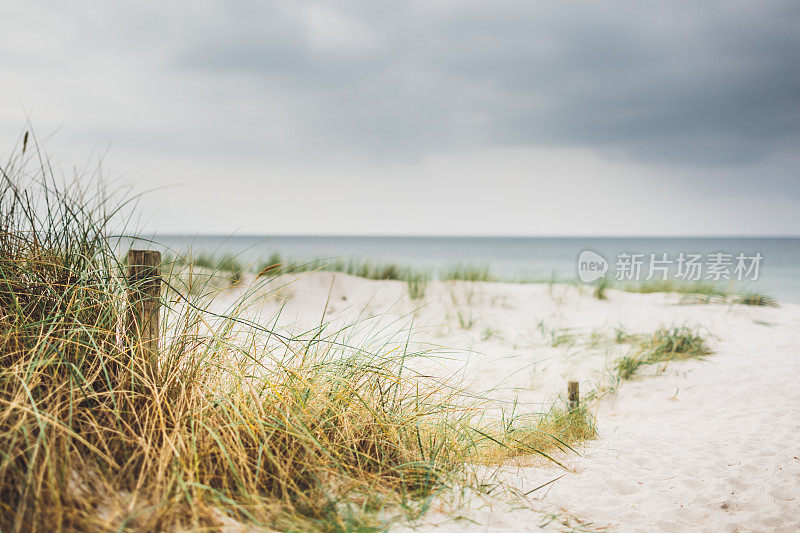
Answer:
xmin=208 ymin=272 xmax=800 ymax=531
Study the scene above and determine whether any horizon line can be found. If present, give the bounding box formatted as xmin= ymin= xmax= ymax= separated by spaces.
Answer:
xmin=145 ymin=232 xmax=800 ymax=239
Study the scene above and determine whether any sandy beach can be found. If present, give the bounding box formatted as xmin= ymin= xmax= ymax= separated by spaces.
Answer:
xmin=5 ymin=3 xmax=799 ymax=529
xmin=214 ymin=272 xmax=800 ymax=531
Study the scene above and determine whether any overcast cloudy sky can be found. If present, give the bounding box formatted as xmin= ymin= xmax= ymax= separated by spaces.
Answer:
xmin=2 ymin=1 xmax=799 ymax=235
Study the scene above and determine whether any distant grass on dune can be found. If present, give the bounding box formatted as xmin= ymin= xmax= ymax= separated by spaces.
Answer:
xmin=622 ymin=279 xmax=727 ymax=296
xmin=255 ymin=252 xmax=408 ymax=281
xmin=174 ymin=251 xmax=503 ymax=297
xmin=163 ymin=253 xmax=247 ymax=287
xmin=615 ymin=326 xmax=712 ymax=380
xmin=406 ymin=270 xmax=429 ymax=300
xmin=441 ymin=263 xmax=495 ymax=282
xmin=609 ymin=279 xmax=779 ymax=307
xmin=169 ymin=250 xmax=781 ymax=310
xmin=593 ymin=276 xmax=611 ymax=300
xmin=729 ymin=292 xmax=779 ymax=307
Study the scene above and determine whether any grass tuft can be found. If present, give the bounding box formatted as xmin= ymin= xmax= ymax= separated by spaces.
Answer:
xmin=732 ymin=292 xmax=779 ymax=307
xmin=255 ymin=253 xmax=406 ymax=282
xmin=441 ymin=264 xmax=494 ymax=283
xmin=215 ymin=254 xmax=245 ymax=285
xmin=615 ymin=326 xmax=712 ymax=380
xmin=593 ymin=277 xmax=611 ymax=300
xmin=622 ymin=280 xmax=725 ymax=297
xmin=621 ymin=280 xmax=778 ymax=307
xmin=475 ymin=405 xmax=596 ymax=465
xmin=406 ymin=270 xmax=429 ymax=300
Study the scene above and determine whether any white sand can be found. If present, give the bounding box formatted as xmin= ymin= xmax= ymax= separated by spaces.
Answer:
xmin=212 ymin=272 xmax=800 ymax=531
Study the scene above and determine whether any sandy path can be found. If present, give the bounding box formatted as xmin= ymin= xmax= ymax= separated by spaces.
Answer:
xmin=407 ymin=304 xmax=800 ymax=532
xmin=533 ymin=327 xmax=799 ymax=531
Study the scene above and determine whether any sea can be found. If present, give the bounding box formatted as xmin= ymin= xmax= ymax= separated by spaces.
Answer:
xmin=141 ymin=235 xmax=800 ymax=304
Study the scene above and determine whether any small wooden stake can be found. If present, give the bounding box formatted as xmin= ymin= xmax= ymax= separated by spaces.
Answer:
xmin=126 ymin=249 xmax=161 ymax=383
xmin=568 ymin=381 xmax=580 ymax=411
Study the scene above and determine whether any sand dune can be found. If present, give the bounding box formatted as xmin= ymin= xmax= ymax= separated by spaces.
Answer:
xmin=213 ymin=272 xmax=800 ymax=531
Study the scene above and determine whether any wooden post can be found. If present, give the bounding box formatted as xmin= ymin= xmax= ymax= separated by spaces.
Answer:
xmin=126 ymin=250 xmax=161 ymax=383
xmin=568 ymin=381 xmax=580 ymax=411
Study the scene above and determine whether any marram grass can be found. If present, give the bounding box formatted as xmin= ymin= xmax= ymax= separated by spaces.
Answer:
xmin=0 ymin=139 xmax=595 ymax=531
xmin=593 ymin=276 xmax=611 ymax=300
xmin=473 ymin=405 xmax=596 ymax=466
xmin=619 ymin=280 xmax=778 ymax=307
xmin=615 ymin=326 xmax=712 ymax=380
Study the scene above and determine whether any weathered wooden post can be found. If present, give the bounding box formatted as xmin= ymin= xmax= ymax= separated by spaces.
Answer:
xmin=126 ymin=250 xmax=162 ymax=384
xmin=567 ymin=381 xmax=580 ymax=411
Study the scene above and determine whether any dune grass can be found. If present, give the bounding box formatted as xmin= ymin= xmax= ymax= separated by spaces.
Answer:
xmin=165 ymin=252 xmax=247 ymax=287
xmin=0 ymin=140 xmax=598 ymax=531
xmin=215 ymin=255 xmax=245 ymax=284
xmin=173 ymin=250 xmax=497 ymax=300
xmin=441 ymin=263 xmax=494 ymax=283
xmin=475 ymin=405 xmax=596 ymax=465
xmin=621 ymin=280 xmax=727 ymax=296
xmin=614 ymin=326 xmax=712 ymax=380
xmin=593 ymin=277 xmax=611 ymax=300
xmin=619 ymin=280 xmax=778 ymax=307
xmin=406 ymin=270 xmax=429 ymax=300
xmin=730 ymin=292 xmax=779 ymax=307
xmin=256 ymin=253 xmax=406 ymax=282
xmin=0 ymin=151 xmax=467 ymax=531
xmin=177 ymin=254 xmax=782 ymax=310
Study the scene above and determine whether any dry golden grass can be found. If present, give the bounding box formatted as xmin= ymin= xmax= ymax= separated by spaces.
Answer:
xmin=0 ymin=139 xmax=597 ymax=531
xmin=472 ymin=405 xmax=596 ymax=467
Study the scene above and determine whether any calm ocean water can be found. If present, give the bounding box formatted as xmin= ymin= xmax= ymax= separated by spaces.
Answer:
xmin=143 ymin=235 xmax=800 ymax=303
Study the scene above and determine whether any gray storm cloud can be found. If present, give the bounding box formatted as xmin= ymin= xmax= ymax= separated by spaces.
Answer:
xmin=172 ymin=1 xmax=800 ymax=165
xmin=1 ymin=1 xmax=799 ymax=234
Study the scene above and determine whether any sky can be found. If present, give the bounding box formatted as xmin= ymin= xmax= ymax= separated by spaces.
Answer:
xmin=1 ymin=1 xmax=799 ymax=236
